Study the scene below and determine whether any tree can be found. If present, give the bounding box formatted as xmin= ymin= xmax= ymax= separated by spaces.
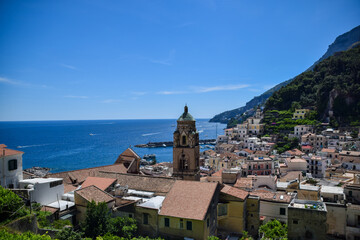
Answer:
xmin=240 ymin=231 xmax=254 ymax=240
xmin=56 ymin=227 xmax=83 ymax=240
xmin=109 ymin=217 xmax=137 ymax=239
xmin=0 ymin=229 xmax=52 ymax=240
xmin=0 ymin=186 xmax=26 ymax=223
xmin=259 ymin=219 xmax=287 ymax=239
xmin=208 ymin=236 xmax=220 ymax=240
xmin=82 ymin=201 xmax=111 ymax=239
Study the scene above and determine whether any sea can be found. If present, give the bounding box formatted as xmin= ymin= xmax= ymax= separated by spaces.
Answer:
xmin=0 ymin=119 xmax=225 ymax=173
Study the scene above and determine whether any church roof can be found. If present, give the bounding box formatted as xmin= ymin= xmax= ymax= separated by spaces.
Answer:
xmin=177 ymin=105 xmax=195 ymax=121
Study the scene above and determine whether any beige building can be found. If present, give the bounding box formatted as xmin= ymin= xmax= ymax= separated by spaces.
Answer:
xmin=246 ymin=195 xmax=260 ymax=238
xmin=301 ymin=133 xmax=328 ymax=150
xmin=293 ymin=109 xmax=310 ymax=120
xmin=158 ymin=181 xmax=219 ymax=240
xmin=135 ymin=196 xmax=165 ymax=238
xmin=346 ymin=204 xmax=360 ymax=240
xmin=74 ymin=185 xmax=115 ymax=223
xmin=285 ymin=157 xmax=307 ymax=172
xmin=217 ymin=185 xmax=249 ymax=237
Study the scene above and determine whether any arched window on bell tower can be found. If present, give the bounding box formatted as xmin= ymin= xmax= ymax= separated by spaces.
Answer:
xmin=179 ymin=152 xmax=189 ymax=170
xmin=182 ymin=135 xmax=187 ymax=146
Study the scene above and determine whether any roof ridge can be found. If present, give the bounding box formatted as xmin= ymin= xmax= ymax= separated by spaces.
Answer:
xmin=99 ymin=171 xmax=175 ymax=180
xmin=76 ymin=185 xmax=114 ymax=202
xmin=47 ymin=163 xmax=124 ymax=175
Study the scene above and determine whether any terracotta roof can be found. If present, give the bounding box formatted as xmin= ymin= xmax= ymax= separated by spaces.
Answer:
xmin=252 ymin=190 xmax=292 ymax=203
xmin=0 ymin=144 xmax=24 ymax=157
xmin=234 ymin=177 xmax=253 ymax=190
xmin=115 ymin=148 xmax=141 ymax=164
xmin=106 ymin=173 xmax=176 ymax=195
xmin=302 ymin=145 xmax=313 ymax=149
xmin=279 ymin=163 xmax=287 ymax=168
xmin=242 ymin=149 xmax=254 ymax=154
xmin=203 ymin=150 xmax=216 ymax=156
xmin=41 ymin=206 xmax=59 ymax=214
xmin=321 ymin=148 xmax=336 ymax=153
xmin=81 ymin=177 xmax=116 ymax=191
xmin=64 ymin=184 xmax=78 ymax=193
xmin=75 ymin=185 xmax=114 ymax=203
xmin=220 ymin=152 xmax=242 ymax=160
xmin=221 ymin=184 xmax=248 ymax=200
xmin=285 ymin=149 xmax=304 ymax=156
xmin=212 ymin=169 xmax=223 ymax=177
xmin=254 ymin=150 xmax=269 ymax=155
xmin=47 ymin=164 xmax=128 ymax=185
xmin=279 ymin=171 xmax=303 ymax=182
xmin=159 ymin=181 xmax=218 ymax=220
xmin=287 ymin=158 xmax=306 ymax=163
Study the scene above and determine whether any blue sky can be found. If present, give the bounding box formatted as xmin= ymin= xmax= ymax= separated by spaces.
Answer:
xmin=0 ymin=0 xmax=359 ymax=121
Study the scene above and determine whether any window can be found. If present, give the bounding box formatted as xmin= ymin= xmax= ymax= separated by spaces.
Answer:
xmin=50 ymin=180 xmax=63 ymax=188
xmin=218 ymin=204 xmax=228 ymax=216
xmin=186 ymin=221 xmax=192 ymax=231
xmin=182 ymin=135 xmax=187 ymax=145
xmin=293 ymin=220 xmax=298 ymax=224
xmin=143 ymin=213 xmax=149 ymax=225
xmin=207 ymin=218 xmax=210 ymax=228
xmin=8 ymin=159 xmax=17 ymax=171
xmin=129 ymin=214 xmax=133 ymax=218
xmin=349 ymin=191 xmax=353 ymax=197
xmin=250 ymin=214 xmax=253 ymax=217
xmin=280 ymin=208 xmax=286 ymax=215
xmin=180 ymin=219 xmax=183 ymax=229
xmin=164 ymin=218 xmax=170 ymax=227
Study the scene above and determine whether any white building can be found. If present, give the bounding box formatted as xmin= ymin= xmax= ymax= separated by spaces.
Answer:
xmin=294 ymin=125 xmax=313 ymax=138
xmin=19 ymin=178 xmax=64 ymax=205
xmin=0 ymin=144 xmax=24 ymax=188
xmin=304 ymin=155 xmax=329 ymax=178
xmin=244 ymin=137 xmax=260 ymax=151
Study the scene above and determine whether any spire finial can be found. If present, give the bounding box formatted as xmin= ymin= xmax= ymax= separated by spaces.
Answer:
xmin=184 ymin=104 xmax=188 ymax=114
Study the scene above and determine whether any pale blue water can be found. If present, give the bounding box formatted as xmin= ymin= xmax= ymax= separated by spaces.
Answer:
xmin=0 ymin=119 xmax=225 ymax=173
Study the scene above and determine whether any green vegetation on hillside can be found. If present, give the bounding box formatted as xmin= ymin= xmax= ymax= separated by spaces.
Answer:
xmin=210 ymin=25 xmax=360 ymax=124
xmin=265 ymin=45 xmax=360 ymax=126
xmin=263 ymin=110 xmax=319 ymax=135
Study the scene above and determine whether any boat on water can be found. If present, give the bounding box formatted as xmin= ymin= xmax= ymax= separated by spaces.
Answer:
xmin=141 ymin=154 xmax=157 ymax=165
xmin=89 ymin=133 xmax=95 ymax=136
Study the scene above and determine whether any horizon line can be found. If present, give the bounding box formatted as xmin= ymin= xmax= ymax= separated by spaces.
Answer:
xmin=0 ymin=117 xmax=220 ymax=123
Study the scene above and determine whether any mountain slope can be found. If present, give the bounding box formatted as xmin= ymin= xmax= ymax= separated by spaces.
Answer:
xmin=210 ymin=25 xmax=360 ymax=124
xmin=265 ymin=45 xmax=360 ymax=126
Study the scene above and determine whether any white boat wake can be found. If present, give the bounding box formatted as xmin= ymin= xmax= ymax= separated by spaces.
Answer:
xmin=142 ymin=132 xmax=162 ymax=136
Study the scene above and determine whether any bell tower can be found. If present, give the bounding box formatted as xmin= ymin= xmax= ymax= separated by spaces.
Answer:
xmin=172 ymin=105 xmax=200 ymax=181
